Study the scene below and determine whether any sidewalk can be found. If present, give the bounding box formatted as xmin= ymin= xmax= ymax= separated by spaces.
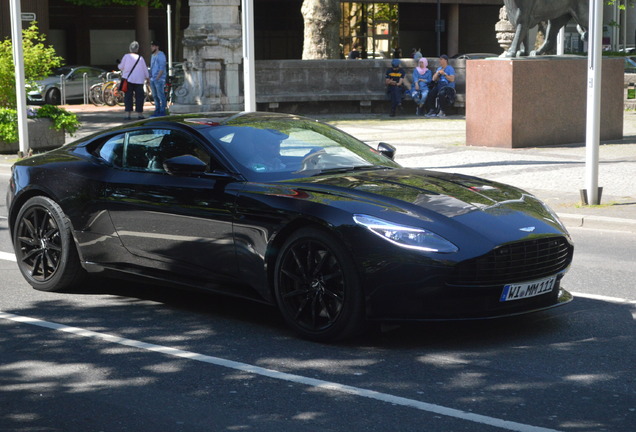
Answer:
xmin=2 ymin=104 xmax=635 ymax=233
xmin=321 ymin=111 xmax=636 ymax=232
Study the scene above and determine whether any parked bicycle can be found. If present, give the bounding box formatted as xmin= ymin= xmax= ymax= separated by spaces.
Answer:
xmin=89 ymin=64 xmax=184 ymax=109
xmin=89 ymin=71 xmax=124 ymax=107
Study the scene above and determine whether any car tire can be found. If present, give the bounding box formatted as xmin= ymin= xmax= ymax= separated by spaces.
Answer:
xmin=13 ymin=196 xmax=86 ymax=292
xmin=274 ymin=227 xmax=365 ymax=341
xmin=45 ymin=88 xmax=61 ymax=105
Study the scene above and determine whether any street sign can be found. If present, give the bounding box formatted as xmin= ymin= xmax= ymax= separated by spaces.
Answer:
xmin=21 ymin=12 xmax=36 ymax=21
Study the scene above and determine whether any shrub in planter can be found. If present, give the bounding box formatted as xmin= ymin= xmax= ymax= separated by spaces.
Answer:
xmin=0 ymin=105 xmax=80 ymax=153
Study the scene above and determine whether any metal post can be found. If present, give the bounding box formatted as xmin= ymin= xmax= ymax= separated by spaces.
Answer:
xmin=583 ymin=0 xmax=603 ymax=205
xmin=167 ymin=3 xmax=173 ymax=77
xmin=612 ymin=1 xmax=619 ymax=52
xmin=9 ymin=0 xmax=29 ymax=157
xmin=83 ymin=73 xmax=88 ymax=105
xmin=242 ymin=0 xmax=256 ymax=112
xmin=60 ymin=74 xmax=66 ymax=105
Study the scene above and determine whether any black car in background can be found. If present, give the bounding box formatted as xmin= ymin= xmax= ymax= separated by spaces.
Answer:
xmin=6 ymin=112 xmax=574 ymax=340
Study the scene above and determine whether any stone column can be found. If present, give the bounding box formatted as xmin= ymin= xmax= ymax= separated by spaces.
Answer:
xmin=171 ymin=0 xmax=243 ymax=113
xmin=447 ymin=4 xmax=459 ymax=57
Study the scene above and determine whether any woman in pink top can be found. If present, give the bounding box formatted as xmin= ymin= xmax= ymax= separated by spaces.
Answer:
xmin=118 ymin=41 xmax=149 ymax=120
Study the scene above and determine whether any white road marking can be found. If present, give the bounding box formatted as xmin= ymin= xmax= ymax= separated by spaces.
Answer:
xmin=570 ymin=291 xmax=636 ymax=306
xmin=0 ymin=251 xmax=16 ymax=262
xmin=0 ymin=310 xmax=559 ymax=432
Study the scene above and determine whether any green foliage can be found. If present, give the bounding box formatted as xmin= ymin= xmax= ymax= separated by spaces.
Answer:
xmin=0 ymin=108 xmax=19 ymax=143
xmin=35 ymin=105 xmax=81 ymax=135
xmin=606 ymin=0 xmax=635 ymax=11
xmin=0 ymin=105 xmax=80 ymax=144
xmin=0 ymin=23 xmax=64 ymax=108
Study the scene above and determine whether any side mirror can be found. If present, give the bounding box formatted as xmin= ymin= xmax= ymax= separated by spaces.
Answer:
xmin=164 ymin=154 xmax=207 ymax=175
xmin=377 ymin=142 xmax=396 ymax=160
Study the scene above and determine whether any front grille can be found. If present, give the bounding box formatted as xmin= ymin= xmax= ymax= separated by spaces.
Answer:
xmin=449 ymin=236 xmax=573 ymax=286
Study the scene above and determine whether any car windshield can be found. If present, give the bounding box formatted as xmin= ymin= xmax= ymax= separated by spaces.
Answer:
xmin=50 ymin=66 xmax=74 ymax=77
xmin=200 ymin=117 xmax=401 ymax=180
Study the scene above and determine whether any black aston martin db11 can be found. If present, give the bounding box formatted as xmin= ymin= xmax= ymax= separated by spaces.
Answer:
xmin=6 ymin=112 xmax=574 ymax=340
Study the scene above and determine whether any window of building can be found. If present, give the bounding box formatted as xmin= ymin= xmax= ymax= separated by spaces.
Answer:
xmin=340 ymin=2 xmax=399 ymax=59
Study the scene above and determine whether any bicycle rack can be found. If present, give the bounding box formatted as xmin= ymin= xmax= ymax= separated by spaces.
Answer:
xmin=83 ymin=73 xmax=89 ymax=105
xmin=59 ymin=74 xmax=66 ymax=105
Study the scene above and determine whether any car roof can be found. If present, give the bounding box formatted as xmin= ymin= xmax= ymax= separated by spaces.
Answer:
xmin=140 ymin=111 xmax=305 ymax=129
xmin=67 ymin=111 xmax=308 ymax=146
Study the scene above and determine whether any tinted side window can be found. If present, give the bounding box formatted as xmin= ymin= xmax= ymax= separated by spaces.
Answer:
xmin=72 ymin=68 xmax=88 ymax=80
xmin=93 ymin=130 xmax=217 ymax=173
xmin=126 ymin=131 xmax=165 ymax=171
xmin=87 ymin=68 xmax=102 ymax=78
xmin=97 ymin=134 xmax=125 ymax=167
xmin=144 ymin=130 xmax=214 ymax=173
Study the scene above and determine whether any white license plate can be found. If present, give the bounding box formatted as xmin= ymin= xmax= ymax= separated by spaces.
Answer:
xmin=500 ymin=275 xmax=557 ymax=302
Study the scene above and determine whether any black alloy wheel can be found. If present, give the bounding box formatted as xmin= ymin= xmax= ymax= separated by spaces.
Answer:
xmin=13 ymin=196 xmax=85 ymax=292
xmin=45 ymin=88 xmax=61 ymax=105
xmin=274 ymin=227 xmax=365 ymax=341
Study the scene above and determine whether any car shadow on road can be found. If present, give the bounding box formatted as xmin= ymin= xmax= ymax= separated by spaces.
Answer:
xmin=52 ymin=276 xmax=635 ymax=352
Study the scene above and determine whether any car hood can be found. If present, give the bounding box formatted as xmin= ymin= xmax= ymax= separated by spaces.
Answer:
xmin=35 ymin=76 xmax=63 ymax=86
xmin=281 ymin=167 xmax=566 ymax=236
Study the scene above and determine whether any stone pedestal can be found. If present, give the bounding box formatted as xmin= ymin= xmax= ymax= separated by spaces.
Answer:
xmin=170 ymin=0 xmax=243 ymax=113
xmin=466 ymin=57 xmax=623 ymax=148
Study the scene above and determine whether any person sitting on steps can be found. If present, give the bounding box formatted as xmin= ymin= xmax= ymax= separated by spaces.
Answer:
xmin=385 ymin=59 xmax=405 ymax=117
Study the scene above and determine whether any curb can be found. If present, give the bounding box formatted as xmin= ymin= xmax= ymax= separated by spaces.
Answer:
xmin=558 ymin=213 xmax=636 ymax=233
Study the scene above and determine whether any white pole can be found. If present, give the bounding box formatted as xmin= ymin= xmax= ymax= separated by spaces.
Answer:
xmin=167 ymin=3 xmax=173 ymax=76
xmin=612 ymin=2 xmax=619 ymax=51
xmin=9 ymin=0 xmax=29 ymax=157
xmin=584 ymin=0 xmax=603 ymax=205
xmin=242 ymin=0 xmax=256 ymax=112
xmin=557 ymin=27 xmax=565 ymax=55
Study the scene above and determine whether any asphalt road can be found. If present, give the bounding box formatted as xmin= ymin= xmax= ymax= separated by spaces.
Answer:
xmin=0 ymin=171 xmax=634 ymax=432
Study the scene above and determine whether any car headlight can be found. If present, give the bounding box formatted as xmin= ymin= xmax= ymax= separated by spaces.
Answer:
xmin=26 ymin=84 xmax=43 ymax=94
xmin=353 ymin=214 xmax=458 ymax=253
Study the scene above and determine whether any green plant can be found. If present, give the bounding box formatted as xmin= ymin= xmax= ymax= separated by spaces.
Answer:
xmin=0 ymin=23 xmax=64 ymax=108
xmin=0 ymin=108 xmax=19 ymax=143
xmin=35 ymin=105 xmax=81 ymax=135
xmin=0 ymin=105 xmax=80 ymax=144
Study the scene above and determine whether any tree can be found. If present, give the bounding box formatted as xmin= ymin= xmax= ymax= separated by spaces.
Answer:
xmin=301 ymin=0 xmax=341 ymax=59
xmin=0 ymin=23 xmax=63 ymax=108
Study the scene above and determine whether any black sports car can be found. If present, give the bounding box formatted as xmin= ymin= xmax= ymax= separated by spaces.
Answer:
xmin=6 ymin=112 xmax=574 ymax=341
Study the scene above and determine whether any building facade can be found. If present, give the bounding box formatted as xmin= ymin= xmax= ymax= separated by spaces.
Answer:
xmin=2 ymin=0 xmax=635 ymax=112
xmin=6 ymin=0 xmax=633 ymax=68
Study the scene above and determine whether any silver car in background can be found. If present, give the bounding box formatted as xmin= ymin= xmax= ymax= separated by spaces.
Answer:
xmin=27 ymin=66 xmax=106 ymax=105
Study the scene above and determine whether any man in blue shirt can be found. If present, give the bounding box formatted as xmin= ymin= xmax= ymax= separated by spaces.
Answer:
xmin=150 ymin=41 xmax=168 ymax=117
